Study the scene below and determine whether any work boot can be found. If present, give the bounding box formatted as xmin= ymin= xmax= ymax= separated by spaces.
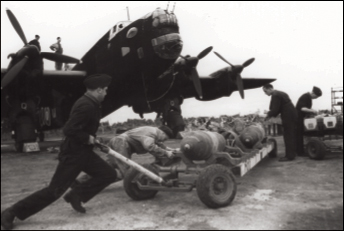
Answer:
xmin=63 ymin=191 xmax=86 ymax=214
xmin=1 ymin=208 xmax=15 ymax=230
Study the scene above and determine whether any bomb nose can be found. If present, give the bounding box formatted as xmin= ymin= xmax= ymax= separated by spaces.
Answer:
xmin=184 ymin=144 xmax=191 ymax=150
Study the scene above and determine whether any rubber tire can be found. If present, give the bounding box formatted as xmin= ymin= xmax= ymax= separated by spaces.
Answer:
xmin=196 ymin=164 xmax=237 ymax=208
xmin=268 ymin=138 xmax=278 ymax=158
xmin=123 ymin=164 xmax=159 ymax=201
xmin=306 ymin=138 xmax=326 ymax=160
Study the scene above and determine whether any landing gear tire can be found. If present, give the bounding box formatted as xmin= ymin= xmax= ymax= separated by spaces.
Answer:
xmin=124 ymin=164 xmax=159 ymax=201
xmin=307 ymin=138 xmax=326 ymax=160
xmin=196 ymin=164 xmax=237 ymax=208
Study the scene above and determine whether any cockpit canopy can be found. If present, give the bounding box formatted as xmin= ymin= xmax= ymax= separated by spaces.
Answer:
xmin=152 ymin=8 xmax=178 ymax=29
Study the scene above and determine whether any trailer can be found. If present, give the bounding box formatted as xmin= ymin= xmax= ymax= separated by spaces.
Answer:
xmin=303 ymin=115 xmax=343 ymax=160
xmin=96 ymin=132 xmax=277 ymax=208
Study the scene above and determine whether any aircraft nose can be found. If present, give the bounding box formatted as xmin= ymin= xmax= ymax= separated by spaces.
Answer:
xmin=152 ymin=33 xmax=183 ymax=59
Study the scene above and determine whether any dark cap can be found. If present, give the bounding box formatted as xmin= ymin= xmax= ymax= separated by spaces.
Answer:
xmin=57 ymin=37 xmax=61 ymax=40
xmin=35 ymin=35 xmax=40 ymax=39
xmin=83 ymin=74 xmax=112 ymax=89
xmin=312 ymin=86 xmax=322 ymax=97
xmin=158 ymin=125 xmax=174 ymax=139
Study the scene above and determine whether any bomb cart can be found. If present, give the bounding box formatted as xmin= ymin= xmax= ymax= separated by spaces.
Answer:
xmin=96 ymin=130 xmax=277 ymax=208
xmin=303 ymin=114 xmax=343 ymax=160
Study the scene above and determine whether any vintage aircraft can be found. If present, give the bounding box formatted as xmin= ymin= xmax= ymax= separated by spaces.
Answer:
xmin=1 ymin=7 xmax=275 ymax=151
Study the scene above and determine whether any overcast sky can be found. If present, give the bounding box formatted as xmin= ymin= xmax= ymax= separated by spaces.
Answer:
xmin=1 ymin=1 xmax=343 ymax=124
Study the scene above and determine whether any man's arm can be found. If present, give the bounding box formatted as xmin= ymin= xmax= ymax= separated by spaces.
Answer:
xmin=301 ymin=107 xmax=317 ymax=114
xmin=63 ymin=103 xmax=93 ymax=144
xmin=267 ymin=95 xmax=282 ymax=118
xmin=50 ymin=43 xmax=57 ymax=51
xmin=142 ymin=138 xmax=172 ymax=158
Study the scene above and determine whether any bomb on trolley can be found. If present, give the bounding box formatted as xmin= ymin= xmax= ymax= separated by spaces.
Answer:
xmin=98 ymin=129 xmax=277 ymax=208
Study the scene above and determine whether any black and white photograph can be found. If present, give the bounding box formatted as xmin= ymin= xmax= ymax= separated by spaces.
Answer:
xmin=1 ymin=1 xmax=343 ymax=230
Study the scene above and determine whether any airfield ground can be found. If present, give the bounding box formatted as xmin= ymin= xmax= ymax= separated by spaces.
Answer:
xmin=1 ymin=136 xmax=343 ymax=230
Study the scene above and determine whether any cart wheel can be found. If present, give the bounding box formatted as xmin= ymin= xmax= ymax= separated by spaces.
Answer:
xmin=268 ymin=138 xmax=278 ymax=158
xmin=196 ymin=164 xmax=237 ymax=208
xmin=123 ymin=164 xmax=159 ymax=201
xmin=306 ymin=138 xmax=326 ymax=160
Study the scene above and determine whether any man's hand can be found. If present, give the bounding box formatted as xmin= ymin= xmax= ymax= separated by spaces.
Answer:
xmin=166 ymin=151 xmax=175 ymax=159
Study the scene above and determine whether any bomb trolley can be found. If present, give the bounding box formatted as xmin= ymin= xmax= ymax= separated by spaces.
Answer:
xmin=97 ymin=131 xmax=277 ymax=208
xmin=303 ymin=115 xmax=343 ymax=160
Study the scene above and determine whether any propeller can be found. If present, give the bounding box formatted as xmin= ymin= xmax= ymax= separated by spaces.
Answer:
xmin=214 ymin=52 xmax=255 ymax=99
xmin=2 ymin=9 xmax=80 ymax=90
xmin=1 ymin=56 xmax=28 ymax=89
xmin=179 ymin=46 xmax=213 ymax=99
xmin=6 ymin=8 xmax=27 ymax=45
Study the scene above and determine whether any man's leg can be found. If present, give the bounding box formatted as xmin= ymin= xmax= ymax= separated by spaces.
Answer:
xmin=6 ymin=155 xmax=83 ymax=221
xmin=296 ymin=120 xmax=306 ymax=155
xmin=71 ymin=152 xmax=118 ymax=204
xmin=282 ymin=122 xmax=296 ymax=160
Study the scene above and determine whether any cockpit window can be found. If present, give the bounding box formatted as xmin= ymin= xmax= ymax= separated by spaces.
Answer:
xmin=109 ymin=21 xmax=132 ymax=41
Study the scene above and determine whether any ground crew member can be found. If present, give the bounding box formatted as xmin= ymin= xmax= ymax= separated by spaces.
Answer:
xmin=295 ymin=86 xmax=322 ymax=156
xmin=263 ymin=84 xmax=298 ymax=162
xmin=50 ymin=37 xmax=63 ymax=70
xmin=28 ymin=35 xmax=41 ymax=51
xmin=76 ymin=125 xmax=175 ymax=184
xmin=162 ymin=97 xmax=185 ymax=138
xmin=1 ymin=74 xmax=118 ymax=230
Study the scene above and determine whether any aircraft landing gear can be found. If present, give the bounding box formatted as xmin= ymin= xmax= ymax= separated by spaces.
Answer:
xmin=13 ymin=115 xmax=38 ymax=153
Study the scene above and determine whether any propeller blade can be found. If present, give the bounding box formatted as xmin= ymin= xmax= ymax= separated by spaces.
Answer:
xmin=197 ymin=46 xmax=213 ymax=60
xmin=1 ymin=56 xmax=28 ymax=89
xmin=6 ymin=9 xmax=27 ymax=45
xmin=40 ymin=52 xmax=80 ymax=64
xmin=214 ymin=52 xmax=234 ymax=67
xmin=191 ymin=68 xmax=203 ymax=99
xmin=236 ymin=74 xmax=245 ymax=99
xmin=242 ymin=58 xmax=255 ymax=68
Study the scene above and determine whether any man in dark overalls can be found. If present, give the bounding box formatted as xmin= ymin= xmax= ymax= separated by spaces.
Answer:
xmin=263 ymin=84 xmax=298 ymax=162
xmin=50 ymin=37 xmax=63 ymax=70
xmin=1 ymin=74 xmax=118 ymax=230
xmin=295 ymin=86 xmax=322 ymax=156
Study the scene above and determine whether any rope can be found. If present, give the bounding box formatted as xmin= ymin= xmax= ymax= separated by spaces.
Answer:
xmin=147 ymin=73 xmax=176 ymax=103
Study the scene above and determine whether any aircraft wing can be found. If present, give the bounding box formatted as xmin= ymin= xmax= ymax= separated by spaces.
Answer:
xmin=180 ymin=74 xmax=276 ymax=101
xmin=42 ymin=70 xmax=87 ymax=94
xmin=1 ymin=68 xmax=87 ymax=94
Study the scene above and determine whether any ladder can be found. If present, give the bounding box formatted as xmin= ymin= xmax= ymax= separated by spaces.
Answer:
xmin=331 ymin=87 xmax=343 ymax=114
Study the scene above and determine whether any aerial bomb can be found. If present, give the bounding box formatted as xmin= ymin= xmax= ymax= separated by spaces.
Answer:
xmin=180 ymin=131 xmax=226 ymax=161
xmin=235 ymin=124 xmax=265 ymax=151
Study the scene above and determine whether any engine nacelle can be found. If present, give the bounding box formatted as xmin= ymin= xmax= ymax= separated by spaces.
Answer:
xmin=180 ymin=131 xmax=226 ymax=161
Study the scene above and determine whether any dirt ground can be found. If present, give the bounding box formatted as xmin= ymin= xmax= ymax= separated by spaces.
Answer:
xmin=1 ymin=137 xmax=343 ymax=230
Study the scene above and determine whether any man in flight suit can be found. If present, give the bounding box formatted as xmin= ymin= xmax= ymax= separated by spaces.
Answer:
xmin=295 ymin=86 xmax=322 ymax=156
xmin=263 ymin=84 xmax=298 ymax=162
xmin=1 ymin=74 xmax=118 ymax=230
